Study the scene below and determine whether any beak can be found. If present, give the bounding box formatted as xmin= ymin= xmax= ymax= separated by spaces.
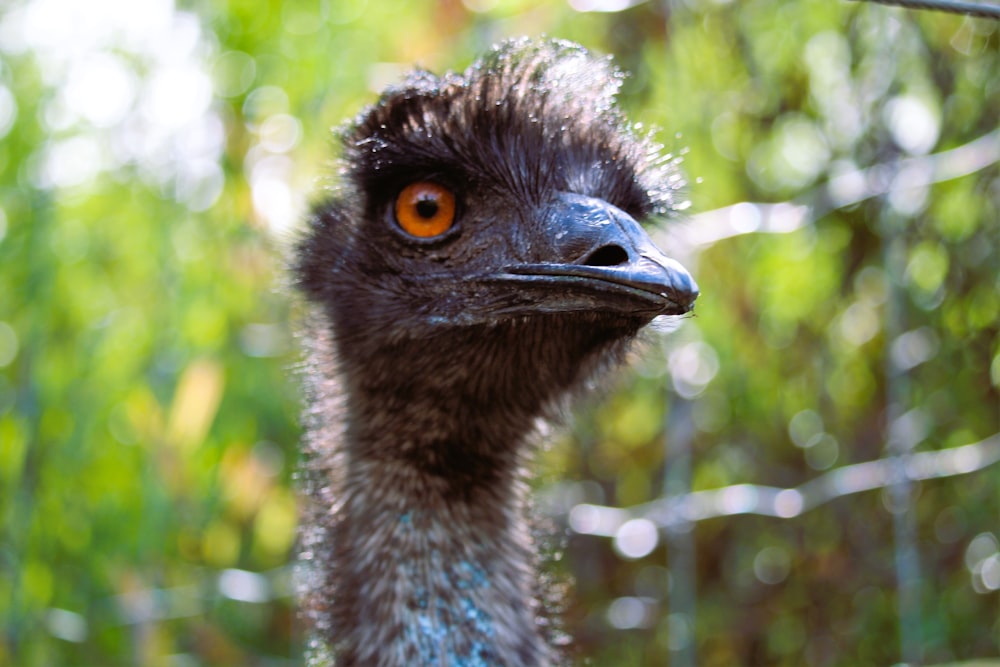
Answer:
xmin=494 ymin=192 xmax=698 ymax=317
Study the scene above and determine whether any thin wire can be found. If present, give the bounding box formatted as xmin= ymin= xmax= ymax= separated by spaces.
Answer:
xmin=568 ymin=433 xmax=1000 ymax=534
xmin=849 ymin=0 xmax=1000 ymax=19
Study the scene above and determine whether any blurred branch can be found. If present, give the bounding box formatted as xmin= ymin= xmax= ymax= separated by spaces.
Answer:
xmin=42 ymin=567 xmax=296 ymax=646
xmin=665 ymin=127 xmax=1000 ymax=253
xmin=111 ymin=567 xmax=294 ymax=625
xmin=569 ymin=432 xmax=1000 ymax=536
xmin=849 ymin=0 xmax=1000 ymax=19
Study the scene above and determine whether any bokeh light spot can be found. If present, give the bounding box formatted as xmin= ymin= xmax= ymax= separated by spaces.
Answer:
xmin=788 ymin=410 xmax=823 ymax=448
xmin=607 ymin=596 xmax=654 ymax=629
xmin=754 ymin=546 xmax=792 ymax=585
xmin=614 ymin=518 xmax=659 ymax=560
xmin=218 ymin=568 xmax=270 ymax=603
xmin=885 ymin=94 xmax=940 ymax=155
xmin=64 ymin=54 xmax=135 ymax=127
xmin=44 ymin=608 xmax=87 ymax=643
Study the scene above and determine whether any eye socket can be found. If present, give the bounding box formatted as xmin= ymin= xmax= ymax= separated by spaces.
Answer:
xmin=394 ymin=182 xmax=457 ymax=239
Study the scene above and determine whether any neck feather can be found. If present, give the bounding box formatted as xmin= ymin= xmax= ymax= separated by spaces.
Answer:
xmin=300 ymin=316 xmax=634 ymax=666
xmin=300 ymin=326 xmax=559 ymax=667
xmin=331 ymin=452 xmax=552 ymax=666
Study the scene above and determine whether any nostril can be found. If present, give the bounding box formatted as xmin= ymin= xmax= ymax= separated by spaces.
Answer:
xmin=583 ymin=244 xmax=629 ymax=267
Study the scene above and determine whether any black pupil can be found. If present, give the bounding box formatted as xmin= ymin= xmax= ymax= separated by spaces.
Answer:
xmin=415 ymin=198 xmax=439 ymax=219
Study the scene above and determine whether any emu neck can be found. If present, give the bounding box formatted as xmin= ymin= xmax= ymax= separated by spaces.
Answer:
xmin=332 ymin=382 xmax=553 ymax=666
xmin=308 ymin=318 xmax=634 ymax=666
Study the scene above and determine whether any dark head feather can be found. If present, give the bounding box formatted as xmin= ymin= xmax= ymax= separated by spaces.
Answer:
xmin=340 ymin=38 xmax=682 ymax=222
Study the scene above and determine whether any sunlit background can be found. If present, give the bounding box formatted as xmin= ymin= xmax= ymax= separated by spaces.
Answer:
xmin=1 ymin=0 xmax=998 ymax=665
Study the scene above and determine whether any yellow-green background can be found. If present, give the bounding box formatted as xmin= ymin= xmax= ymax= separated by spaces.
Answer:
xmin=1 ymin=0 xmax=998 ymax=665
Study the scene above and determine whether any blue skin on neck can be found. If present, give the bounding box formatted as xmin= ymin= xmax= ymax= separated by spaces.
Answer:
xmin=399 ymin=513 xmax=499 ymax=666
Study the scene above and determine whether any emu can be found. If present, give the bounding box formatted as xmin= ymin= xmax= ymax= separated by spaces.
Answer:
xmin=294 ymin=37 xmax=698 ymax=667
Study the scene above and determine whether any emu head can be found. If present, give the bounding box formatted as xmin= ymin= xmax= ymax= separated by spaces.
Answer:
xmin=296 ymin=39 xmax=697 ymax=415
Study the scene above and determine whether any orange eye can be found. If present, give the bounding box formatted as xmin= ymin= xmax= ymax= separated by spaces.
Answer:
xmin=394 ymin=182 xmax=457 ymax=238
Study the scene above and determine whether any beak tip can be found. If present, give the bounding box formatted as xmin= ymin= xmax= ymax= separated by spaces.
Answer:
xmin=659 ymin=256 xmax=699 ymax=312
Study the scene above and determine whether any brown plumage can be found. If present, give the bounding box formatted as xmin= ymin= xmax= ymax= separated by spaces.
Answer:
xmin=294 ymin=38 xmax=698 ymax=667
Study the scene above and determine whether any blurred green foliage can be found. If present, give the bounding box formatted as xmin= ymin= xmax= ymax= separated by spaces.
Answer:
xmin=1 ymin=0 xmax=997 ymax=665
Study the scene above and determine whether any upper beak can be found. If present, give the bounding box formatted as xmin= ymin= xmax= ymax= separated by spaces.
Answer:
xmin=496 ymin=192 xmax=698 ymax=317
